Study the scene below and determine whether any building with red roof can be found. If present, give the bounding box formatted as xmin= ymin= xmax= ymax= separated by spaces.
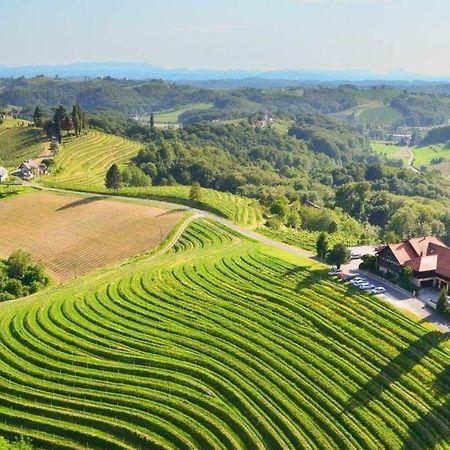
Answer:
xmin=377 ymin=236 xmax=450 ymax=289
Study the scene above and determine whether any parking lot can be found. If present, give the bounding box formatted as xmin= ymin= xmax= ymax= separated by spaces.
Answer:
xmin=338 ymin=246 xmax=450 ymax=334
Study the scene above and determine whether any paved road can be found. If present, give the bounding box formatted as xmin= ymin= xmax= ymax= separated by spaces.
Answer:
xmin=33 ymin=183 xmax=449 ymax=334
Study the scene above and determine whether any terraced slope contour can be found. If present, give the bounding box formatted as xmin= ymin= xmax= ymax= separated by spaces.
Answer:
xmin=0 ymin=219 xmax=448 ymax=449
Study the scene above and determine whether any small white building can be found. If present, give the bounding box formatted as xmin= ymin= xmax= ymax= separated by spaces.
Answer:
xmin=0 ymin=167 xmax=8 ymax=183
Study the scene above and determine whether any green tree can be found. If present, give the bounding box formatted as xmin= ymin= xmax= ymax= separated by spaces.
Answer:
xmin=189 ymin=182 xmax=202 ymax=203
xmin=326 ymin=243 xmax=351 ymax=269
xmin=269 ymin=197 xmax=289 ymax=221
xmin=149 ymin=113 xmax=155 ymax=130
xmin=6 ymin=250 xmax=33 ymax=280
xmin=316 ymin=232 xmax=329 ymax=261
xmin=105 ymin=164 xmax=122 ymax=190
xmin=33 ymin=106 xmax=44 ymax=127
xmin=437 ymin=287 xmax=449 ymax=313
xmin=53 ymin=105 xmax=68 ymax=142
xmin=71 ymin=104 xmax=82 ymax=137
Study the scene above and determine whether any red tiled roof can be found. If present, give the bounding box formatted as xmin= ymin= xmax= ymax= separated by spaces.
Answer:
xmin=404 ymin=255 xmax=438 ymax=272
xmin=383 ymin=236 xmax=450 ymax=279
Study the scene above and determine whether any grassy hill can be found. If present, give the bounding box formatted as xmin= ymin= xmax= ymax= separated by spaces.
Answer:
xmin=0 ymin=119 xmax=46 ymax=168
xmin=0 ymin=219 xmax=448 ymax=449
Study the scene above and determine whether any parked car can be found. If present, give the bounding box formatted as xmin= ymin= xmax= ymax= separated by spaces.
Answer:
xmin=345 ymin=273 xmax=361 ymax=281
xmin=370 ymin=287 xmax=386 ymax=295
xmin=328 ymin=268 xmax=343 ymax=276
xmin=350 ymin=278 xmax=365 ymax=285
xmin=351 ymin=252 xmax=362 ymax=260
xmin=361 ymin=284 xmax=375 ymax=291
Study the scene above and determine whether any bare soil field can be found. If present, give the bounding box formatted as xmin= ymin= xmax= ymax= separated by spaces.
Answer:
xmin=0 ymin=192 xmax=184 ymax=282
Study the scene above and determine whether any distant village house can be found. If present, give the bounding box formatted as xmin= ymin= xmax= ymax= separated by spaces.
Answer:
xmin=377 ymin=237 xmax=450 ymax=290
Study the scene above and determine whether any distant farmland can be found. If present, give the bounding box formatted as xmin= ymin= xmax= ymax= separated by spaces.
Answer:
xmin=0 ymin=191 xmax=183 ymax=281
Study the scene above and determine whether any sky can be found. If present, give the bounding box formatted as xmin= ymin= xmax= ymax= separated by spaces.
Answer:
xmin=1 ymin=0 xmax=450 ymax=76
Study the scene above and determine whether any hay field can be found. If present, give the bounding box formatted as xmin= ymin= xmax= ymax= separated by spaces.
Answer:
xmin=0 ymin=191 xmax=183 ymax=281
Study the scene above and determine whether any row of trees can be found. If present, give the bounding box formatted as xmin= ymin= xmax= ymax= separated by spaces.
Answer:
xmin=34 ymin=104 xmax=87 ymax=142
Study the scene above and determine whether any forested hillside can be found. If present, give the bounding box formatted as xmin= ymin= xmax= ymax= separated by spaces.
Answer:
xmin=3 ymin=77 xmax=450 ymax=128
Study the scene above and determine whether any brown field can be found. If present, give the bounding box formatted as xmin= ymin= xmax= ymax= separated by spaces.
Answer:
xmin=0 ymin=192 xmax=184 ymax=282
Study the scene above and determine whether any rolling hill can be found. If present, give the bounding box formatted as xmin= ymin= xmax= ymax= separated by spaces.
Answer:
xmin=0 ymin=219 xmax=448 ymax=449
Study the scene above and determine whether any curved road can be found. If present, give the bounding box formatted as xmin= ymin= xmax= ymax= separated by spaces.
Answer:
xmin=32 ymin=183 xmax=449 ymax=334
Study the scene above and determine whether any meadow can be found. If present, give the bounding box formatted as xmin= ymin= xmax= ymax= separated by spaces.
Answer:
xmin=0 ymin=218 xmax=448 ymax=449
xmin=154 ymin=103 xmax=214 ymax=123
xmin=371 ymin=142 xmax=410 ymax=163
xmin=0 ymin=191 xmax=183 ymax=282
xmin=412 ymin=144 xmax=450 ymax=175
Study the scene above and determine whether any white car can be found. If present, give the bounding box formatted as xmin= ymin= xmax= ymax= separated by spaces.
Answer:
xmin=351 ymin=278 xmax=365 ymax=285
xmin=361 ymin=284 xmax=375 ymax=291
xmin=370 ymin=287 xmax=386 ymax=295
xmin=358 ymin=283 xmax=372 ymax=289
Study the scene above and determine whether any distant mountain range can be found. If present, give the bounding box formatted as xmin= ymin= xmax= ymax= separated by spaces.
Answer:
xmin=1 ymin=62 xmax=449 ymax=84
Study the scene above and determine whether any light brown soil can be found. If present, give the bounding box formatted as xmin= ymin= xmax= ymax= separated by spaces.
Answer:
xmin=0 ymin=192 xmax=183 ymax=282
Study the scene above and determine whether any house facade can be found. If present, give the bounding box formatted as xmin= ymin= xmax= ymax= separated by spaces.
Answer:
xmin=377 ymin=237 xmax=450 ymax=289
xmin=17 ymin=160 xmax=41 ymax=179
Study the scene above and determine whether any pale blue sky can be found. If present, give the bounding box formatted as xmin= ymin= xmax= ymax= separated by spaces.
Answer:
xmin=1 ymin=0 xmax=449 ymax=75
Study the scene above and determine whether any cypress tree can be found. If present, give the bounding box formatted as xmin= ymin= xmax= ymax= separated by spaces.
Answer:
xmin=437 ymin=287 xmax=449 ymax=313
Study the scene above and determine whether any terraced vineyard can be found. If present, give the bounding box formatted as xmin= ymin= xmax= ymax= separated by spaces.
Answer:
xmin=0 ymin=219 xmax=449 ymax=449
xmin=50 ymin=130 xmax=143 ymax=186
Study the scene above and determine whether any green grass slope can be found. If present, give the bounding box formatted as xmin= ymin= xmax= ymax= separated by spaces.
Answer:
xmin=0 ymin=119 xmax=45 ymax=168
xmin=154 ymin=103 xmax=213 ymax=124
xmin=0 ymin=219 xmax=448 ymax=449
xmin=358 ymin=106 xmax=402 ymax=125
xmin=413 ymin=144 xmax=450 ymax=175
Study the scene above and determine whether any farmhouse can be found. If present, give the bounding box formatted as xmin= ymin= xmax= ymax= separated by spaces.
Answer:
xmin=377 ymin=236 xmax=450 ymax=289
xmin=16 ymin=160 xmax=41 ymax=179
xmin=0 ymin=167 xmax=8 ymax=183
